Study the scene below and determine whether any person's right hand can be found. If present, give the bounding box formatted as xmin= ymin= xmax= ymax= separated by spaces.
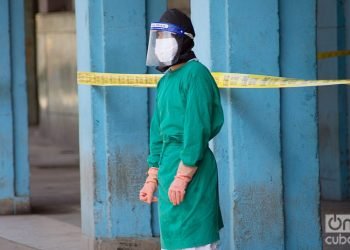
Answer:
xmin=139 ymin=167 xmax=159 ymax=204
xmin=139 ymin=181 xmax=158 ymax=204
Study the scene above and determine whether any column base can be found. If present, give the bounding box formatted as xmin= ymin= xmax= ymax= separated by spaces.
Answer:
xmin=0 ymin=197 xmax=31 ymax=215
xmin=82 ymin=236 xmax=160 ymax=250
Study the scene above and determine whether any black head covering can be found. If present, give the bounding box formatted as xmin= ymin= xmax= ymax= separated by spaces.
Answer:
xmin=156 ymin=9 xmax=196 ymax=72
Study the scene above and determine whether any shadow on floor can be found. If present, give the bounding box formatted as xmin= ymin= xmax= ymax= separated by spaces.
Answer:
xmin=29 ymin=127 xmax=81 ymax=226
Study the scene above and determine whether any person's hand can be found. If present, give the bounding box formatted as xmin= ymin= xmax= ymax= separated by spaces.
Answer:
xmin=139 ymin=167 xmax=159 ymax=204
xmin=168 ymin=161 xmax=197 ymax=206
xmin=139 ymin=181 xmax=158 ymax=203
xmin=168 ymin=176 xmax=187 ymax=205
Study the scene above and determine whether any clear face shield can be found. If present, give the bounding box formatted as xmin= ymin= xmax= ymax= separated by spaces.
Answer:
xmin=146 ymin=22 xmax=194 ymax=67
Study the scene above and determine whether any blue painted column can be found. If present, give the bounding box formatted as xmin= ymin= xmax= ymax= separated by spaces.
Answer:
xmin=280 ymin=0 xmax=322 ymax=249
xmin=317 ymin=0 xmax=347 ymax=200
xmin=146 ymin=0 xmax=167 ymax=237
xmin=0 ymin=0 xmax=30 ymax=214
xmin=346 ymin=0 xmax=350 ymax=196
xmin=226 ymin=1 xmax=284 ymax=249
xmin=192 ymin=0 xmax=284 ymax=249
xmin=192 ymin=1 xmax=232 ymax=249
xmin=336 ymin=0 xmax=349 ymax=199
xmin=76 ymin=1 xmax=159 ymax=247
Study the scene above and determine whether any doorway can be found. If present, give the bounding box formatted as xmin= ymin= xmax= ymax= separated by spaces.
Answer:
xmin=317 ymin=0 xmax=350 ymax=249
xmin=26 ymin=0 xmax=80 ymax=226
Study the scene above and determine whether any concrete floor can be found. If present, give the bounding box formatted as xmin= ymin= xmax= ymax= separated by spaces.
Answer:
xmin=1 ymin=128 xmax=350 ymax=249
xmin=28 ymin=127 xmax=80 ymax=228
xmin=0 ymin=128 xmax=84 ymax=250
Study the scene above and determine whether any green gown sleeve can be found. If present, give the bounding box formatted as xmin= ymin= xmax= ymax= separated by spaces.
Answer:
xmin=180 ymin=71 xmax=217 ymax=167
xmin=146 ymin=99 xmax=163 ymax=168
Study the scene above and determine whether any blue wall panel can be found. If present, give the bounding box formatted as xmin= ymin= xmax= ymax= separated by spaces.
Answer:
xmin=317 ymin=0 xmax=345 ymax=200
xmin=145 ymin=0 xmax=167 ymax=237
xmin=10 ymin=0 xmax=29 ymax=198
xmin=193 ymin=0 xmax=284 ymax=249
xmin=0 ymin=0 xmax=15 ymax=200
xmin=317 ymin=0 xmax=349 ymax=201
xmin=76 ymin=0 xmax=154 ymax=238
xmin=192 ymin=1 xmax=234 ymax=249
xmin=102 ymin=0 xmax=150 ymax=237
xmin=345 ymin=0 xmax=350 ymax=197
xmin=227 ymin=0 xmax=284 ymax=249
xmin=0 ymin=0 xmax=29 ymax=213
xmin=192 ymin=2 xmax=233 ymax=249
xmin=75 ymin=0 xmax=95 ymax=237
xmin=336 ymin=0 xmax=349 ymax=199
xmin=280 ymin=0 xmax=322 ymax=248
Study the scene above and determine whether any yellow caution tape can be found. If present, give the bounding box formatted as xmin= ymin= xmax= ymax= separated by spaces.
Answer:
xmin=318 ymin=50 xmax=350 ymax=60
xmin=78 ymin=72 xmax=161 ymax=87
xmin=78 ymin=71 xmax=350 ymax=89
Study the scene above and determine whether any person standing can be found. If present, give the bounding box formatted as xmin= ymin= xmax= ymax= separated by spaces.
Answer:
xmin=139 ymin=9 xmax=224 ymax=250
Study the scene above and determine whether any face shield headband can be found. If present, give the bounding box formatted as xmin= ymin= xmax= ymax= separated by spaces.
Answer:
xmin=150 ymin=22 xmax=194 ymax=39
xmin=146 ymin=22 xmax=194 ymax=67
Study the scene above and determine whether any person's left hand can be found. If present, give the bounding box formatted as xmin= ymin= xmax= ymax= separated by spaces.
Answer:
xmin=168 ymin=161 xmax=198 ymax=206
xmin=168 ymin=177 xmax=187 ymax=205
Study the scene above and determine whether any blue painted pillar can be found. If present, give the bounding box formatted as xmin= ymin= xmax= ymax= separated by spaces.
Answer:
xmin=317 ymin=0 xmax=349 ymax=201
xmin=192 ymin=0 xmax=284 ymax=249
xmin=146 ymin=0 xmax=167 ymax=237
xmin=346 ymin=0 xmax=350 ymax=196
xmin=75 ymin=1 xmax=159 ymax=247
xmin=192 ymin=1 xmax=232 ymax=249
xmin=280 ymin=0 xmax=322 ymax=248
xmin=226 ymin=1 xmax=284 ymax=249
xmin=0 ymin=0 xmax=30 ymax=214
xmin=317 ymin=0 xmax=347 ymax=200
xmin=193 ymin=0 xmax=322 ymax=248
xmin=336 ymin=0 xmax=349 ymax=199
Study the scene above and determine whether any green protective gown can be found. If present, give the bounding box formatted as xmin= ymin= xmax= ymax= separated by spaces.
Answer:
xmin=147 ymin=60 xmax=224 ymax=250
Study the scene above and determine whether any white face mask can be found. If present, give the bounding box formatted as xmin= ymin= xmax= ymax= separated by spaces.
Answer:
xmin=154 ymin=38 xmax=178 ymax=63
